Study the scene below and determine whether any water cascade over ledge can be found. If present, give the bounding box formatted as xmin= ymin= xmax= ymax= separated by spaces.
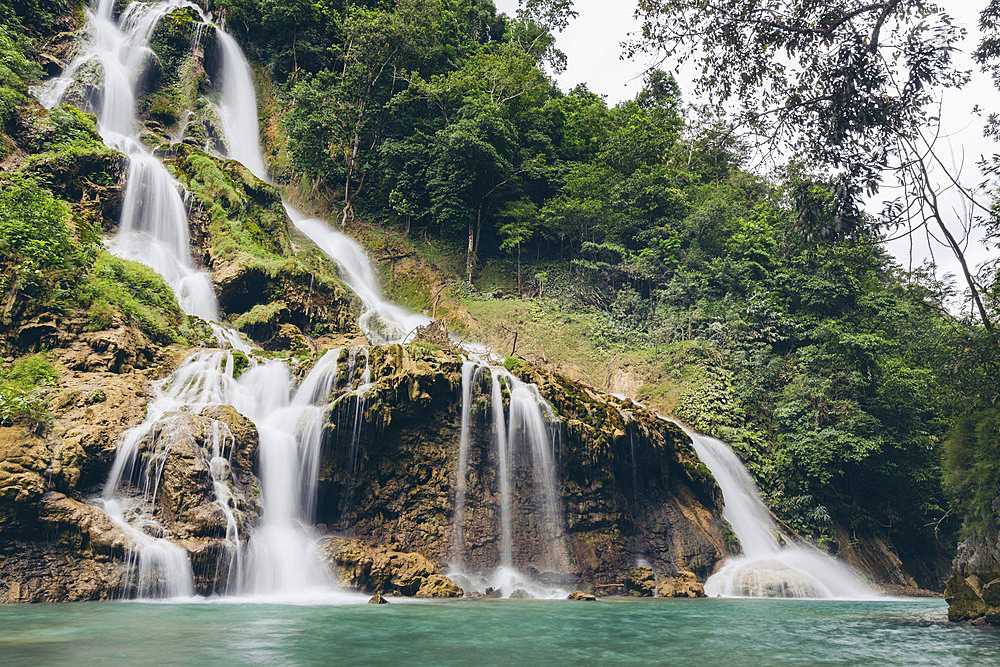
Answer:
xmin=676 ymin=425 xmax=877 ymax=599
xmin=40 ymin=0 xmax=877 ymax=603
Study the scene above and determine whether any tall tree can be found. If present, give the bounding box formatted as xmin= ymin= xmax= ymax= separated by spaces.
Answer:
xmin=633 ymin=0 xmax=994 ymax=333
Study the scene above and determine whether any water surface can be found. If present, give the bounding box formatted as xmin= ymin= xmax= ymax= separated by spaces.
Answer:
xmin=0 ymin=598 xmax=996 ymax=666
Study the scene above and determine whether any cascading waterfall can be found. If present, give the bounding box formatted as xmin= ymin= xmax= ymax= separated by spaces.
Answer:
xmin=677 ymin=425 xmax=877 ymax=599
xmin=41 ymin=0 xmax=220 ymax=322
xmin=448 ymin=363 xmax=570 ymax=598
xmin=209 ymin=20 xmax=572 ymax=597
xmin=47 ymin=0 xmax=569 ymax=602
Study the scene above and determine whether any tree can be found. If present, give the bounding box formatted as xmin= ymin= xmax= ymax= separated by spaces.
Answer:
xmin=499 ymin=198 xmax=538 ymax=292
xmin=633 ymin=1 xmax=995 ymax=333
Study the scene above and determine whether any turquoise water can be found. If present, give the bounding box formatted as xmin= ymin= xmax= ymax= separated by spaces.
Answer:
xmin=0 ymin=598 xmax=997 ymax=665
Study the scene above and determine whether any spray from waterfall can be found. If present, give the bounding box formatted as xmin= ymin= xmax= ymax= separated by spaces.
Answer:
xmin=675 ymin=424 xmax=878 ymax=599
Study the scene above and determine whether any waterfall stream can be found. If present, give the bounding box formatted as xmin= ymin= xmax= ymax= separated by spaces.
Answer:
xmin=678 ymin=426 xmax=877 ymax=599
xmin=42 ymin=0 xmax=874 ymax=602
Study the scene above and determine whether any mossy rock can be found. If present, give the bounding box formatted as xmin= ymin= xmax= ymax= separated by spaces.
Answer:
xmin=166 ymin=146 xmax=359 ymax=340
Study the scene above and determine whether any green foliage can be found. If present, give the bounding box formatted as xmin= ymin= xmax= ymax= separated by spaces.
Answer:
xmin=503 ymin=355 xmax=523 ymax=372
xmin=0 ymin=19 xmax=41 ymax=124
xmin=0 ymin=353 xmax=58 ymax=433
xmin=944 ymin=408 xmax=1000 ymax=533
xmin=0 ymin=173 xmax=87 ymax=323
xmin=79 ymin=253 xmax=188 ymax=345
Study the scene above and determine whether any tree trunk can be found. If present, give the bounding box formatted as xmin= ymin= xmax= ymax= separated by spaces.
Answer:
xmin=517 ymin=244 xmax=521 ymax=294
xmin=467 ymin=217 xmax=475 ymax=283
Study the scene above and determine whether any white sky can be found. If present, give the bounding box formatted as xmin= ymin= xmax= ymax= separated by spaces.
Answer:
xmin=495 ymin=0 xmax=999 ymax=314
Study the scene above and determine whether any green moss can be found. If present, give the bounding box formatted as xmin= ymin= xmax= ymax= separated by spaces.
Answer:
xmin=231 ymin=351 xmax=249 ymax=379
xmin=0 ymin=354 xmax=59 ymax=432
xmin=79 ymin=252 xmax=193 ymax=344
xmin=503 ymin=355 xmax=523 ymax=372
xmin=232 ymin=301 xmax=287 ymax=331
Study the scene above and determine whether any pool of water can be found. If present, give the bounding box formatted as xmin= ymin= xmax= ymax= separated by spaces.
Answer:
xmin=0 ymin=597 xmax=997 ymax=665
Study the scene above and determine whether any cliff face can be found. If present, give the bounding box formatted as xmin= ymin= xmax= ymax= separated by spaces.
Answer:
xmin=0 ymin=339 xmax=728 ymax=600
xmin=945 ymin=502 xmax=1000 ymax=624
xmin=314 ymin=343 xmax=727 ymax=587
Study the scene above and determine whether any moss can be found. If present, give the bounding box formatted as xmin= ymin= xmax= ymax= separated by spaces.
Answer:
xmin=503 ymin=355 xmax=523 ymax=372
xmin=231 ymin=351 xmax=249 ymax=379
xmin=0 ymin=354 xmax=59 ymax=433
xmin=232 ymin=301 xmax=287 ymax=331
xmin=79 ymin=252 xmax=200 ymax=344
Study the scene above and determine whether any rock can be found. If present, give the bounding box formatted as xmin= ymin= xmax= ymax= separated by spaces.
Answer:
xmin=368 ymin=593 xmax=389 ymax=604
xmin=595 ymin=583 xmax=626 ymax=597
xmin=318 ymin=538 xmax=463 ymax=598
xmin=568 ymin=590 xmax=597 ymax=601
xmin=483 ymin=587 xmax=502 ymax=599
xmin=946 ymin=572 xmax=1000 ymax=624
xmin=625 ymin=566 xmax=657 ymax=597
xmin=509 ymin=588 xmax=534 ymax=599
xmin=0 ymin=427 xmax=51 ymax=523
xmin=656 ymin=570 xmax=706 ymax=598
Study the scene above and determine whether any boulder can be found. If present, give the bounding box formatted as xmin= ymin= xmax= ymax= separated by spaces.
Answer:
xmin=318 ymin=538 xmax=463 ymax=598
xmin=946 ymin=572 xmax=1000 ymax=624
xmin=656 ymin=570 xmax=706 ymax=598
xmin=368 ymin=593 xmax=389 ymax=604
xmin=567 ymin=590 xmax=597 ymax=601
xmin=624 ymin=566 xmax=657 ymax=597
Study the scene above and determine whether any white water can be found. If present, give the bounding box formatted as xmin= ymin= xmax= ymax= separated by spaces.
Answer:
xmin=41 ymin=0 xmax=220 ymax=322
xmin=285 ymin=209 xmax=431 ymax=344
xmin=678 ymin=426 xmax=877 ymax=599
xmin=447 ymin=364 xmax=570 ymax=598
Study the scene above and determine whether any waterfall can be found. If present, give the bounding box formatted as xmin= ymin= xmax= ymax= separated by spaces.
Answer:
xmin=446 ymin=363 xmax=570 ymax=598
xmin=215 ymin=30 xmax=268 ymax=180
xmin=46 ymin=0 xmax=568 ymax=602
xmin=677 ymin=425 xmax=877 ymax=599
xmin=41 ymin=0 xmax=221 ymax=323
xmin=283 ymin=208 xmax=432 ymax=344
xmin=207 ymin=15 xmax=572 ymax=596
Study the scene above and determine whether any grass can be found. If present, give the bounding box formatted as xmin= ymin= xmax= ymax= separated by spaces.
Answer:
xmin=80 ymin=252 xmax=204 ymax=345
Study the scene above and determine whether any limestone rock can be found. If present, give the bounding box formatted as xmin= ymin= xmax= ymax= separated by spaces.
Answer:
xmin=567 ymin=590 xmax=597 ymax=601
xmin=624 ymin=566 xmax=657 ymax=597
xmin=318 ymin=538 xmax=463 ymax=598
xmin=0 ymin=427 xmax=50 ymax=524
xmin=656 ymin=570 xmax=706 ymax=598
xmin=369 ymin=593 xmax=389 ymax=604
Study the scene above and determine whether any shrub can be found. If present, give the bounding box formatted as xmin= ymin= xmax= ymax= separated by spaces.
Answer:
xmin=0 ymin=354 xmax=59 ymax=433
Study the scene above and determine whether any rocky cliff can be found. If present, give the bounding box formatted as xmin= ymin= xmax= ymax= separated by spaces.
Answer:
xmin=945 ymin=502 xmax=1000 ymax=624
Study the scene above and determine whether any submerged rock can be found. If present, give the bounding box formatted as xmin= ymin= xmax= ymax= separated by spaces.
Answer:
xmin=567 ymin=590 xmax=596 ymax=601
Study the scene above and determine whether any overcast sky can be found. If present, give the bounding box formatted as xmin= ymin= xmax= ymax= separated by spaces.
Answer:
xmin=494 ymin=0 xmax=998 ymax=314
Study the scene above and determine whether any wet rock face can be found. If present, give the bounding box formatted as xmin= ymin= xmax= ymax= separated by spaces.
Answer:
xmin=0 ymin=492 xmax=132 ymax=603
xmin=947 ymin=505 xmax=1000 ymax=624
xmin=315 ymin=344 xmax=727 ymax=590
xmin=318 ymin=538 xmax=463 ymax=598
xmin=126 ymin=410 xmax=260 ymax=543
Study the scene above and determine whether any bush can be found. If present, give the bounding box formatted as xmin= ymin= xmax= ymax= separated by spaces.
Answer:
xmin=79 ymin=253 xmax=186 ymax=344
xmin=0 ymin=173 xmax=82 ymax=322
xmin=0 ymin=353 xmax=59 ymax=433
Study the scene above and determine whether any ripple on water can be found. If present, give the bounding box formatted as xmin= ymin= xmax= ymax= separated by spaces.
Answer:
xmin=0 ymin=598 xmax=998 ymax=666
